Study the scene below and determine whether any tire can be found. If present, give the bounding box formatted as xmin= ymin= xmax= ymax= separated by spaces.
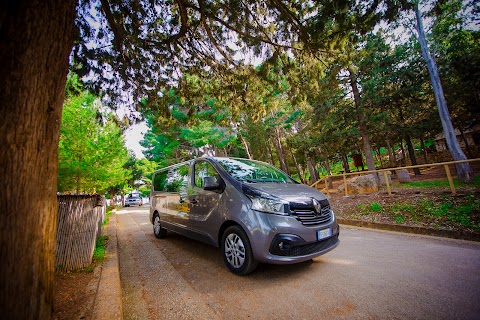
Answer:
xmin=153 ymin=213 xmax=167 ymax=239
xmin=221 ymin=225 xmax=258 ymax=275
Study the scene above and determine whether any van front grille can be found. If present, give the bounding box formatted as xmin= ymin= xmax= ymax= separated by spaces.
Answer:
xmin=290 ymin=199 xmax=332 ymax=226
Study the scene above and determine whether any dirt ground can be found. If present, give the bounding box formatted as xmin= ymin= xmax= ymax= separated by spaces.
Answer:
xmin=53 ymin=260 xmax=102 ymax=319
xmin=53 ymin=163 xmax=479 ymax=319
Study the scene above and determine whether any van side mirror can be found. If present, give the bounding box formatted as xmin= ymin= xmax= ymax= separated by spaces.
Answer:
xmin=203 ymin=175 xmax=225 ymax=192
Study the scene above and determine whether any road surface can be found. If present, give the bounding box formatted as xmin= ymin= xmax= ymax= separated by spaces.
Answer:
xmin=116 ymin=206 xmax=480 ymax=319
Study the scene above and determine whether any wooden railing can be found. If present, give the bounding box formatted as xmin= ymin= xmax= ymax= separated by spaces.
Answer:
xmin=310 ymin=159 xmax=480 ymax=196
xmin=56 ymin=195 xmax=106 ymax=271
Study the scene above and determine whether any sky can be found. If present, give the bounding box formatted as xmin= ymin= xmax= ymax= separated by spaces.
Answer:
xmin=124 ymin=122 xmax=147 ymax=159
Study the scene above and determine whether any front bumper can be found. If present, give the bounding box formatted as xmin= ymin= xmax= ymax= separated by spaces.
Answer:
xmin=247 ymin=209 xmax=340 ymax=264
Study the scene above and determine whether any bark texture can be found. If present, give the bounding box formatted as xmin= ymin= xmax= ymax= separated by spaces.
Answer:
xmin=405 ymin=134 xmax=421 ymax=175
xmin=348 ymin=66 xmax=376 ymax=172
xmin=415 ymin=3 xmax=473 ymax=182
xmin=0 ymin=1 xmax=76 ymax=318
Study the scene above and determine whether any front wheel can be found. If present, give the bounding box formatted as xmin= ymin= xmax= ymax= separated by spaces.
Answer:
xmin=153 ymin=213 xmax=167 ymax=239
xmin=221 ymin=225 xmax=258 ymax=275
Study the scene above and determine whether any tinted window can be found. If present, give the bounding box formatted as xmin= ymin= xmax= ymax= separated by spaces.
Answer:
xmin=194 ymin=161 xmax=218 ymax=187
xmin=217 ymin=158 xmax=295 ymax=183
xmin=165 ymin=165 xmax=189 ymax=193
xmin=153 ymin=164 xmax=190 ymax=192
xmin=152 ymin=171 xmax=168 ymax=192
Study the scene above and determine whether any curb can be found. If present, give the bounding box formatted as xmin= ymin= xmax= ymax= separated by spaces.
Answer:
xmin=337 ymin=218 xmax=480 ymax=242
xmin=92 ymin=210 xmax=123 ymax=320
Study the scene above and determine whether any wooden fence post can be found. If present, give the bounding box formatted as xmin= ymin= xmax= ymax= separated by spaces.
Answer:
xmin=383 ymin=171 xmax=392 ymax=196
xmin=444 ymin=165 xmax=457 ymax=195
xmin=343 ymin=174 xmax=348 ymax=196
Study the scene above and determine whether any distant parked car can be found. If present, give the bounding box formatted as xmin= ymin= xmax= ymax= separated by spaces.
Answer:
xmin=124 ymin=193 xmax=143 ymax=207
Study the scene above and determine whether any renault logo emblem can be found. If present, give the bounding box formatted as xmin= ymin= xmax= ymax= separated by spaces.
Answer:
xmin=312 ymin=198 xmax=322 ymax=215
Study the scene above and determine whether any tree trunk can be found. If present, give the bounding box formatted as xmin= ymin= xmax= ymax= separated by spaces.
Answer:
xmin=110 ymin=187 xmax=116 ymax=207
xmin=239 ymin=132 xmax=252 ymax=159
xmin=420 ymin=136 xmax=428 ymax=164
xmin=272 ymin=127 xmax=289 ymax=175
xmin=305 ymin=152 xmax=319 ymax=184
xmin=458 ymin=126 xmax=473 ymax=159
xmin=405 ymin=134 xmax=421 ymax=175
xmin=386 ymin=140 xmax=396 ymax=167
xmin=399 ymin=140 xmax=407 ymax=166
xmin=234 ymin=121 xmax=253 ymax=159
xmin=414 ymin=3 xmax=473 ymax=182
xmin=266 ymin=141 xmax=274 ymax=165
xmin=341 ymin=154 xmax=351 ymax=173
xmin=348 ymin=66 xmax=376 ymax=172
xmin=0 ymin=1 xmax=76 ymax=318
xmin=324 ymin=159 xmax=333 ymax=189
xmin=288 ymin=148 xmax=305 ymax=183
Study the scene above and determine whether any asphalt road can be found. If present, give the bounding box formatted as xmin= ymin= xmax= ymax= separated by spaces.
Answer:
xmin=116 ymin=206 xmax=480 ymax=320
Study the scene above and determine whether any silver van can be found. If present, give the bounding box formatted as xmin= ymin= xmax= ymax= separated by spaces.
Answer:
xmin=150 ymin=157 xmax=339 ymax=275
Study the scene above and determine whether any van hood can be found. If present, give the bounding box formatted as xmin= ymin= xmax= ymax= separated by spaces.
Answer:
xmin=244 ymin=183 xmax=327 ymax=203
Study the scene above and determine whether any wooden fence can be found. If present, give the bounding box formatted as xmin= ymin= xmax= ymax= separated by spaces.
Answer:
xmin=311 ymin=158 xmax=480 ymax=196
xmin=56 ymin=194 xmax=106 ymax=271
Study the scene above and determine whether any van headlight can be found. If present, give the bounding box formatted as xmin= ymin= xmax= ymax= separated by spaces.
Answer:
xmin=242 ymin=185 xmax=289 ymax=215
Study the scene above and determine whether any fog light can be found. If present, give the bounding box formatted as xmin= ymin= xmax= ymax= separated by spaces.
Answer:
xmin=269 ymin=234 xmax=305 ymax=256
xmin=279 ymin=241 xmax=291 ymax=251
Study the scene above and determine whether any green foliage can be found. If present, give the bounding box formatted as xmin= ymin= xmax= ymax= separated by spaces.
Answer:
xmin=58 ymin=79 xmax=131 ymax=194
xmin=75 ymin=0 xmax=479 ymax=181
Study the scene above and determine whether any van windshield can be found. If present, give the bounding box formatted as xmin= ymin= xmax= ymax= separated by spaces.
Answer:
xmin=217 ymin=158 xmax=296 ymax=184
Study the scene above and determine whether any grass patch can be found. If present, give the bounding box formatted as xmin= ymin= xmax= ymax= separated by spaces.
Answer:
xmin=93 ymin=235 xmax=109 ymax=264
xmin=355 ymin=202 xmax=383 ymax=215
xmin=390 ymin=195 xmax=479 ymax=229
xmin=399 ymin=175 xmax=480 ymax=189
xmin=369 ymin=202 xmax=383 ymax=212
xmin=393 ymin=214 xmax=405 ymax=224
xmin=102 ymin=211 xmax=112 ymax=226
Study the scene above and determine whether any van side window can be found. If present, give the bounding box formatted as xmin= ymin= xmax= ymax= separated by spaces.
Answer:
xmin=194 ymin=161 xmax=218 ymax=188
xmin=165 ymin=164 xmax=189 ymax=194
xmin=153 ymin=171 xmax=168 ymax=191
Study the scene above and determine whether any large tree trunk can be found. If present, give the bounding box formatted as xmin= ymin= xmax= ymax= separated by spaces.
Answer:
xmin=415 ymin=3 xmax=473 ymax=182
xmin=0 ymin=1 xmax=76 ymax=318
xmin=348 ymin=66 xmax=376 ymax=172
